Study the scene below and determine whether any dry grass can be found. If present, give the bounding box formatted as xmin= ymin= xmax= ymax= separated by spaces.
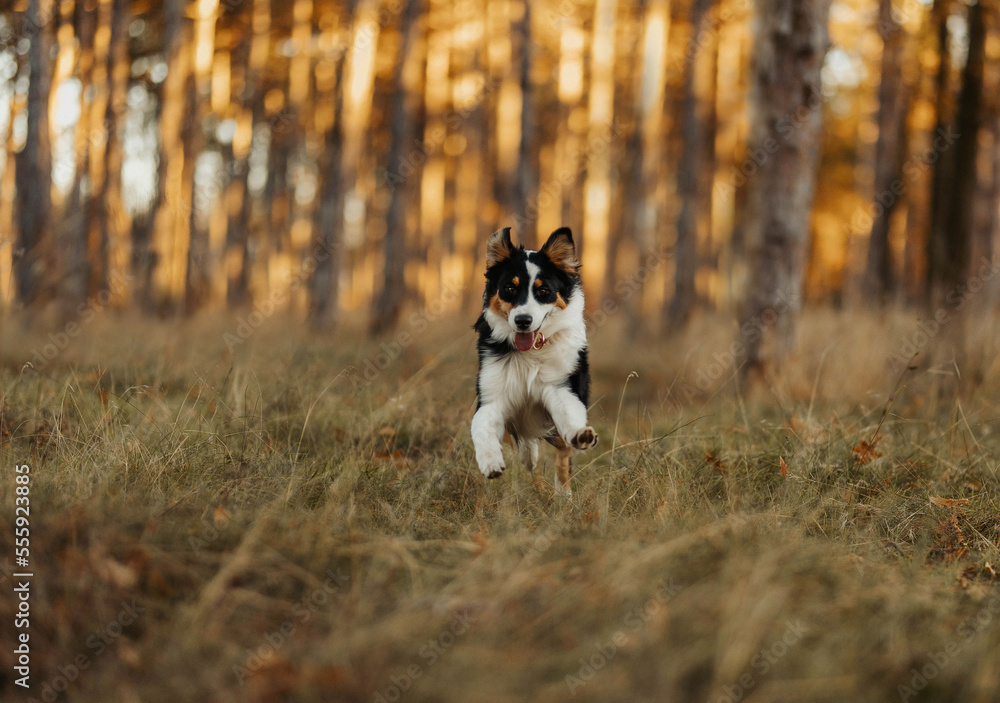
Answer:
xmin=1 ymin=308 xmax=1000 ymax=703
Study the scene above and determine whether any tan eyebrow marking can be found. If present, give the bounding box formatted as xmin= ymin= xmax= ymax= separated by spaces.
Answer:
xmin=490 ymin=293 xmax=512 ymax=316
xmin=511 ymin=276 xmax=519 ymax=286
xmin=534 ymin=278 xmax=543 ymax=288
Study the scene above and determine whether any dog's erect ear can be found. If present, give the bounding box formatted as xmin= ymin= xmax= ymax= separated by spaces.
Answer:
xmin=486 ymin=227 xmax=514 ymax=268
xmin=540 ymin=227 xmax=580 ymax=274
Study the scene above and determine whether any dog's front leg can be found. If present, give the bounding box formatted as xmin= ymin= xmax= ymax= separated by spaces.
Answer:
xmin=541 ymin=385 xmax=599 ymax=450
xmin=471 ymin=403 xmax=506 ymax=478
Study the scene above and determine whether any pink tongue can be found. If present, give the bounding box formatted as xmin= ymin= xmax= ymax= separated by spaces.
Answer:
xmin=514 ymin=331 xmax=536 ymax=351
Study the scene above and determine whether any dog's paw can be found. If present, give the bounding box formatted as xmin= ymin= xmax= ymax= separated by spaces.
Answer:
xmin=569 ymin=427 xmax=598 ymax=450
xmin=479 ymin=461 xmax=505 ymax=479
xmin=554 ymin=479 xmax=573 ymax=500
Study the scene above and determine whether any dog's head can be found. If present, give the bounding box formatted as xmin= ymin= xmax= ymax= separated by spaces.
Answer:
xmin=481 ymin=227 xmax=582 ymax=351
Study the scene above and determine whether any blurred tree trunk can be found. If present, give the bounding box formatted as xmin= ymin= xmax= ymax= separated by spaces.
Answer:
xmin=183 ymin=67 xmax=208 ymax=313
xmin=64 ymin=0 xmax=99 ymax=310
xmin=925 ymin=0 xmax=955 ymax=301
xmin=620 ymin=5 xmax=645 ymax=316
xmin=928 ymin=2 xmax=986 ymax=305
xmin=263 ymin=91 xmax=294 ymax=288
xmin=371 ymin=0 xmax=422 ymax=336
xmin=558 ymin=14 xmax=586 ymax=253
xmin=514 ymin=0 xmax=538 ymax=246
xmin=700 ymin=20 xmax=718 ymax=293
xmin=659 ymin=2 xmax=687 ymax=328
xmin=864 ymin=0 xmax=910 ymax=304
xmin=310 ymin=6 xmax=351 ymax=331
xmin=185 ymin=0 xmax=220 ymax=313
xmin=667 ymin=0 xmax=714 ymax=330
xmin=739 ymin=0 xmax=831 ymax=378
xmin=937 ymin=0 xmax=986 ymax=295
xmin=227 ymin=3 xmax=264 ymax=308
xmin=624 ymin=0 xmax=669 ymax=338
xmin=469 ymin=41 xmax=493 ymax=311
xmin=134 ymin=0 xmax=185 ymax=312
xmin=604 ymin=3 xmax=639 ymax=300
xmin=924 ymin=0 xmax=985 ymax=375
xmin=96 ymin=0 xmax=130 ymax=300
xmin=14 ymin=0 xmax=54 ymax=309
xmin=984 ymin=113 xmax=1000 ymax=283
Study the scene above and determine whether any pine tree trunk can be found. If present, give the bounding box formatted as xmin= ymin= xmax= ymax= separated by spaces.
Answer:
xmin=925 ymin=0 xmax=954 ymax=301
xmin=183 ymin=69 xmax=208 ymax=314
xmin=667 ymin=0 xmax=714 ymax=330
xmin=135 ymin=0 xmax=184 ymax=312
xmin=514 ymin=0 xmax=538 ymax=246
xmin=64 ymin=0 xmax=98 ymax=310
xmin=227 ymin=101 xmax=262 ymax=308
xmin=468 ymin=37 xmax=493 ymax=311
xmin=939 ymin=0 xmax=986 ymax=292
xmin=310 ymin=9 xmax=351 ymax=331
xmin=14 ymin=0 xmax=55 ymax=309
xmin=739 ymin=0 xmax=831 ymax=377
xmin=984 ymin=114 xmax=1000 ymax=287
xmin=864 ymin=0 xmax=909 ymax=304
xmin=371 ymin=0 xmax=422 ymax=336
xmin=96 ymin=0 xmax=130 ymax=301
xmin=226 ymin=0 xmax=267 ymax=308
xmin=185 ymin=0 xmax=220 ymax=314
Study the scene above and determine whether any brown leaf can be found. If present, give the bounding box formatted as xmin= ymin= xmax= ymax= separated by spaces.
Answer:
xmin=374 ymin=449 xmax=407 ymax=467
xmin=705 ymin=453 xmax=728 ymax=472
xmin=927 ymin=515 xmax=969 ymax=565
xmin=214 ymin=506 xmax=232 ymax=527
xmin=852 ymin=436 xmax=882 ymax=464
xmin=779 ymin=456 xmax=788 ymax=477
xmin=929 ymin=496 xmax=971 ymax=508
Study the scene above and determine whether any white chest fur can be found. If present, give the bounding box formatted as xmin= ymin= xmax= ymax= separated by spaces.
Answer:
xmin=479 ymin=334 xmax=582 ymax=411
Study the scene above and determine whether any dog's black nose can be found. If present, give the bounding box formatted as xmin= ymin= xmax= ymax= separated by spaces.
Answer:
xmin=514 ymin=314 xmax=532 ymax=331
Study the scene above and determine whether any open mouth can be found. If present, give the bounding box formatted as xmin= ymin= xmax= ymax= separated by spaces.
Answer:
xmin=514 ymin=330 xmax=538 ymax=352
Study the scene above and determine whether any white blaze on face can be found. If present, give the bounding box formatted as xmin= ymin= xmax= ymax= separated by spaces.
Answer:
xmin=509 ymin=259 xmax=549 ymax=333
xmin=508 ymin=257 xmax=559 ymax=352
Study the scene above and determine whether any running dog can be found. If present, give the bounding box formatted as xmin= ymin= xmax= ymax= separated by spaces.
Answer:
xmin=471 ymin=227 xmax=598 ymax=498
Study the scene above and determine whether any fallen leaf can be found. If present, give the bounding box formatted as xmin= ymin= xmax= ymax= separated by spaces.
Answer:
xmin=927 ymin=515 xmax=969 ymax=565
xmin=374 ymin=449 xmax=407 ymax=467
xmin=853 ymin=437 xmax=882 ymax=464
xmin=929 ymin=496 xmax=971 ymax=508
xmin=779 ymin=456 xmax=788 ymax=477
xmin=705 ymin=453 xmax=728 ymax=472
xmin=214 ymin=506 xmax=232 ymax=527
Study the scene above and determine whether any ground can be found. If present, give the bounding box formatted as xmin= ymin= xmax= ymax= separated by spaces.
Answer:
xmin=1 ymin=309 xmax=999 ymax=703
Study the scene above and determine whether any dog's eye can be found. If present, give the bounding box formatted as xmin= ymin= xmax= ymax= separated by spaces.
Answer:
xmin=503 ymin=284 xmax=517 ymax=296
xmin=537 ymin=287 xmax=550 ymax=297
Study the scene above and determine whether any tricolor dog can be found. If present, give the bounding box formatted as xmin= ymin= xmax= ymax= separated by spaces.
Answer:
xmin=471 ymin=227 xmax=598 ymax=497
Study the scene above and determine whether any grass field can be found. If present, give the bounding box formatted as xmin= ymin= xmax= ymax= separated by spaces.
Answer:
xmin=2 ymin=309 xmax=1000 ymax=703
